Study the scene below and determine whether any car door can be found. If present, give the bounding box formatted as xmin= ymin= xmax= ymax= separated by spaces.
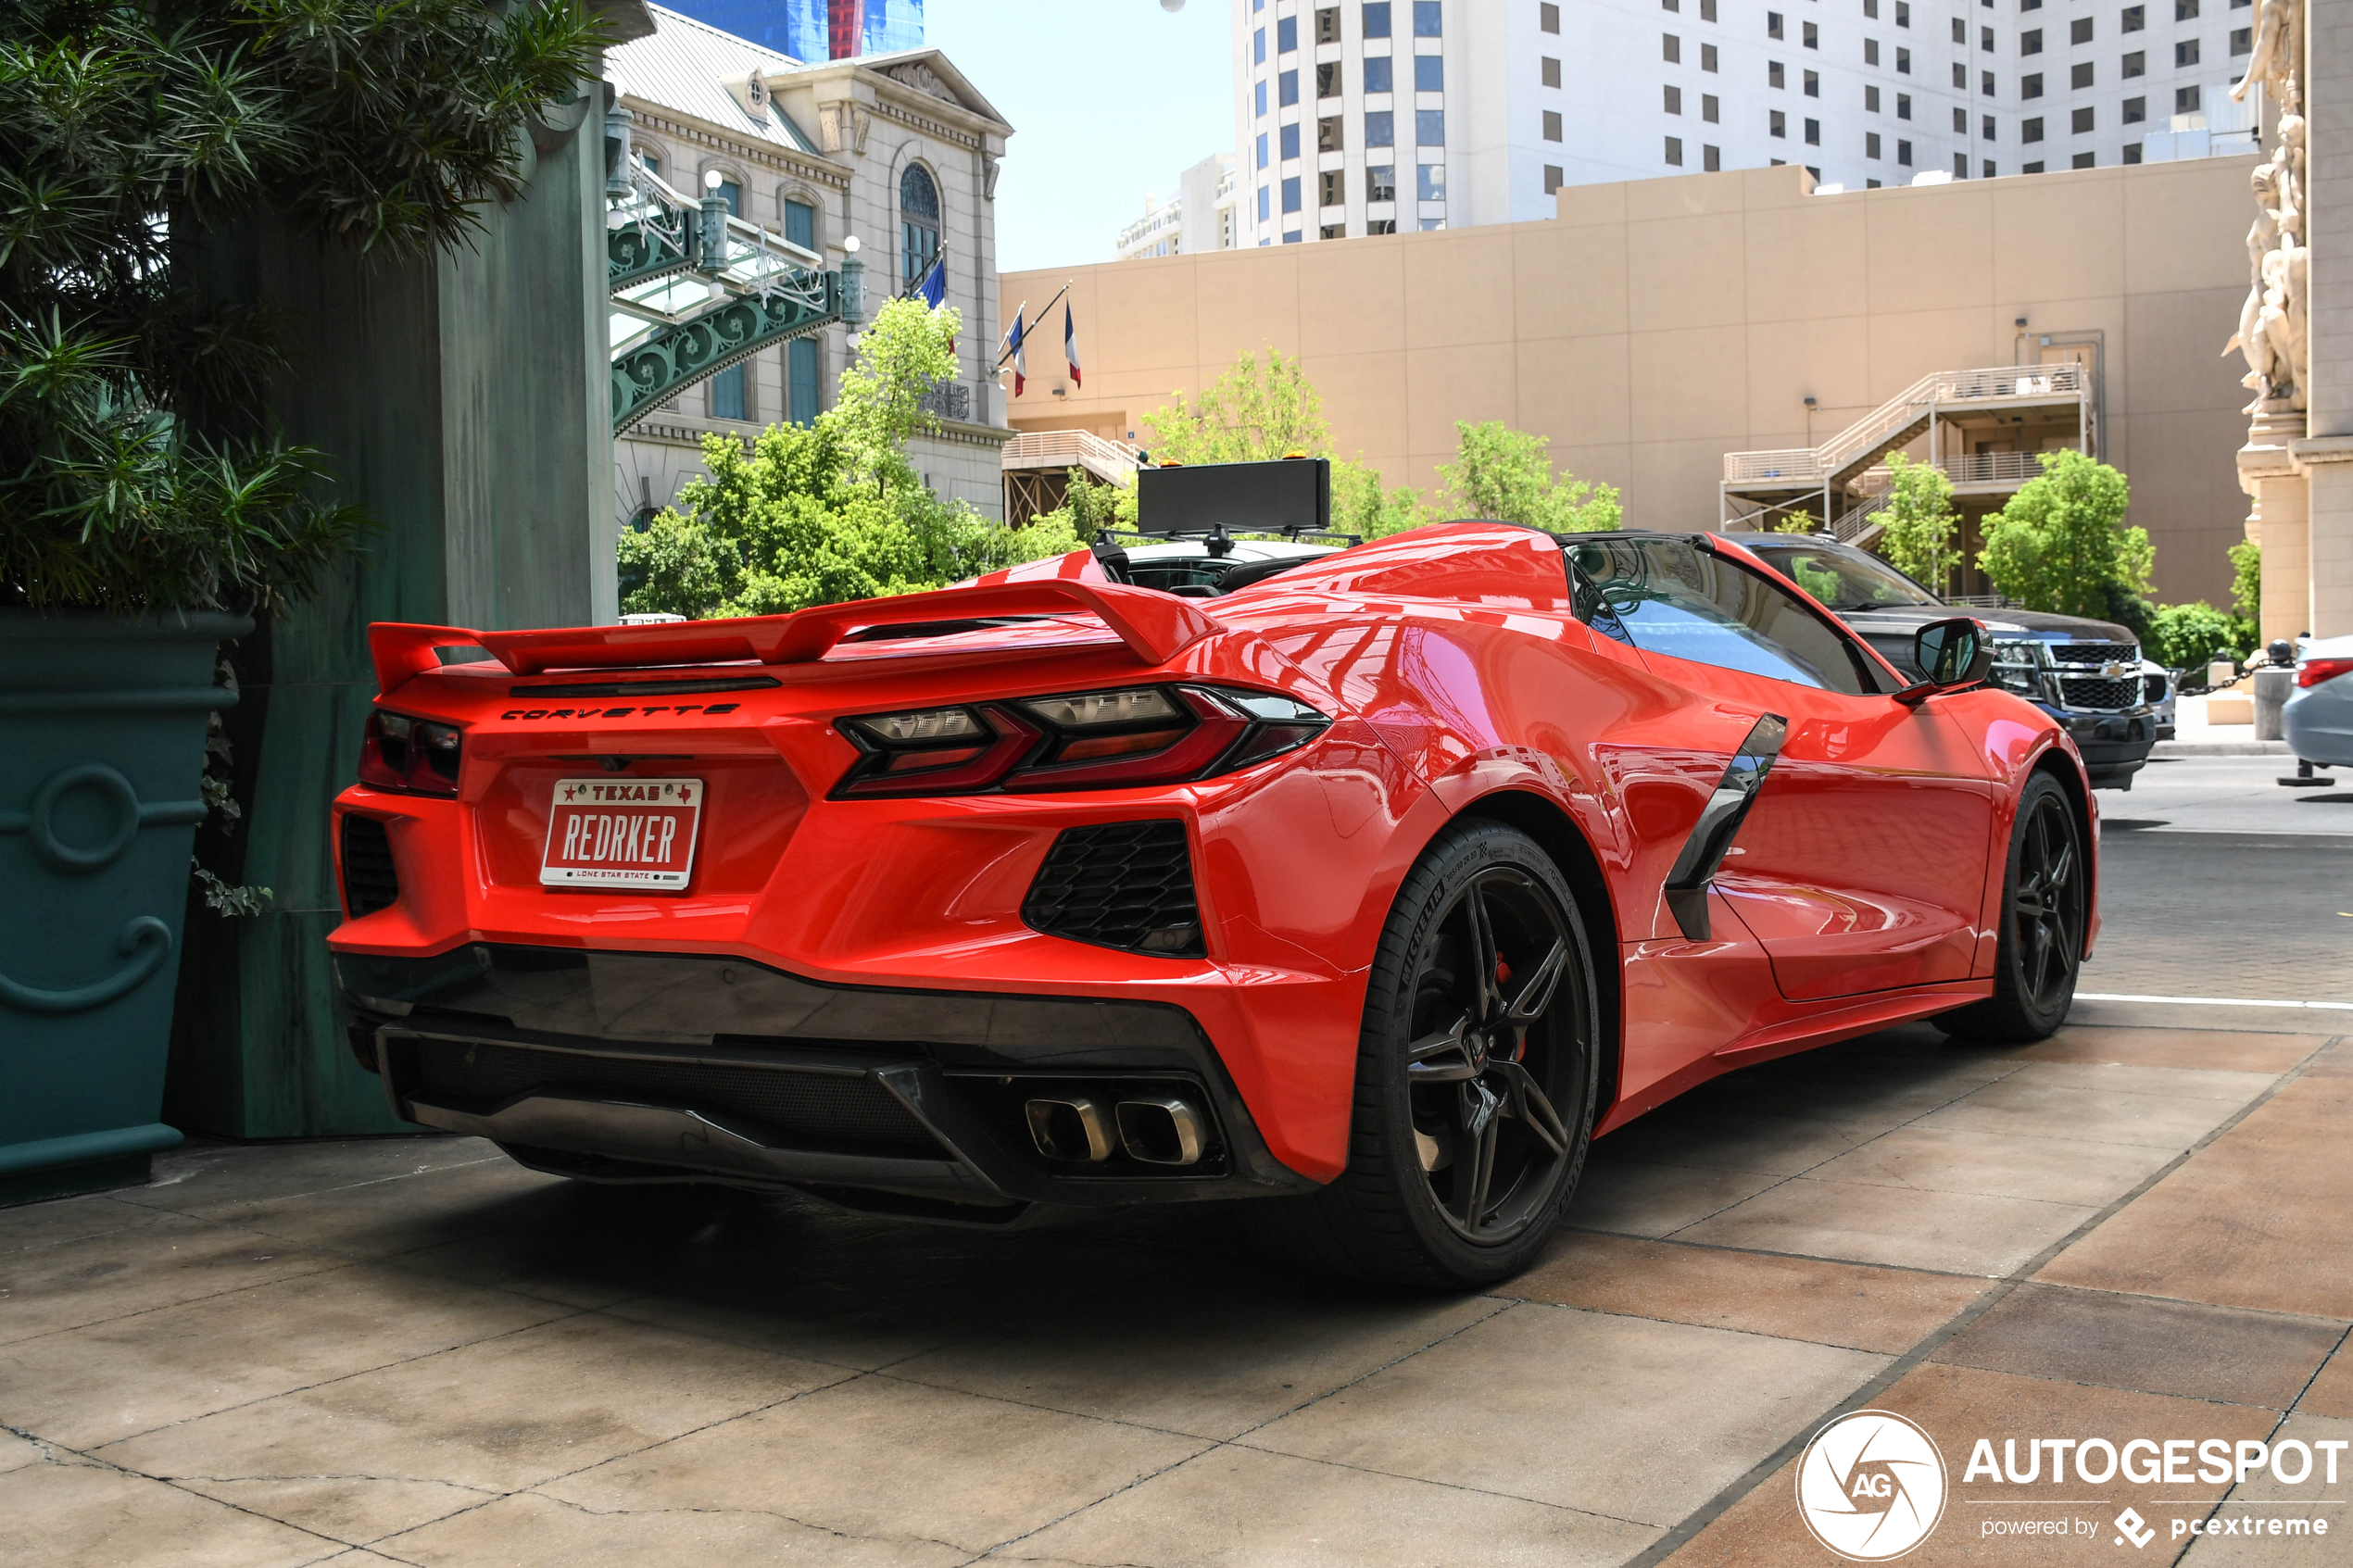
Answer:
xmin=1567 ymin=535 xmax=1999 ymax=1001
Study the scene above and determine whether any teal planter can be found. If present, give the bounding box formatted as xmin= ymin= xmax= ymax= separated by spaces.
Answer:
xmin=0 ymin=611 xmax=248 ymax=1205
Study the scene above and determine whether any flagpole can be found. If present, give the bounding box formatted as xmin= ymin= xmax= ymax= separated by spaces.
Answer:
xmin=995 ymin=281 xmax=1072 ymax=368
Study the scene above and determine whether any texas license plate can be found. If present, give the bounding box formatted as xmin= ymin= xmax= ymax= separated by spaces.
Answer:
xmin=540 ymin=778 xmax=703 ymax=890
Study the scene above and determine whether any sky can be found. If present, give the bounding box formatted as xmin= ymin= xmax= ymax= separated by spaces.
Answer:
xmin=924 ymin=0 xmax=1233 ymax=274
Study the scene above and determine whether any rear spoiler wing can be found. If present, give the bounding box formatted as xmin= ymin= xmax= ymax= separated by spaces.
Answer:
xmin=367 ymin=582 xmax=1225 ymax=696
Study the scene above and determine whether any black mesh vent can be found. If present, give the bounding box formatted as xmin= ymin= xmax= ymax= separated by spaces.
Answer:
xmin=341 ymin=815 xmax=400 ymax=918
xmin=2051 ymin=643 xmax=2137 ymax=666
xmin=1022 ymin=820 xmax=1203 ymax=957
xmin=2057 ymin=674 xmax=2143 ymax=709
xmin=409 ymin=1038 xmax=939 ymax=1153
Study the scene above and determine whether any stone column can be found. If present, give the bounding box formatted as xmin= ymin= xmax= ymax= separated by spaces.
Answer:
xmin=2242 ymin=408 xmax=2312 ymax=643
xmin=2301 ymin=439 xmax=2353 ymax=633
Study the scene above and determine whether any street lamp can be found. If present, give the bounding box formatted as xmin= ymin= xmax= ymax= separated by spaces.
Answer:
xmin=840 ymin=234 xmax=864 ymax=345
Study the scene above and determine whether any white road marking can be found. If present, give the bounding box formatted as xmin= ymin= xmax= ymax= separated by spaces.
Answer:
xmin=2079 ymin=992 xmax=2353 ymax=1011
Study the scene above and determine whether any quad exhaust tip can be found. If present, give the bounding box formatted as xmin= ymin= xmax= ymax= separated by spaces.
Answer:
xmin=1024 ymin=1093 xmax=1206 ymax=1167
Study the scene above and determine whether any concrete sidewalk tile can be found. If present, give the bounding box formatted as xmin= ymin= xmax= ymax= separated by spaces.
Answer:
xmin=1588 ymin=1107 xmax=1878 ymax=1177
xmin=2177 ymin=1412 xmax=2353 ymax=1565
xmin=0 ymin=1210 xmax=346 ymax=1347
xmin=0 ymin=1193 xmax=176 ymax=1256
xmin=0 ymin=1264 xmax=569 ymax=1451
xmin=97 ymin=1311 xmax=844 ymax=1539
xmin=1239 ymin=1301 xmax=1884 ymax=1527
xmin=2296 ymin=1339 xmax=2353 ymax=1418
xmin=881 ymin=1279 xmax=1498 ymax=1440
xmin=383 ymin=1488 xmax=963 ymax=1568
xmin=2299 ymin=1038 xmax=2353 ymax=1080
xmin=174 ymin=1158 xmax=568 ymax=1261
xmin=133 ymin=1136 xmax=498 ymax=1216
xmin=0 ymin=1428 xmax=43 ymax=1474
xmin=2007 ymin=1027 xmax=2328 ymax=1074
xmin=1806 ymin=1125 xmax=2176 ymax=1208
xmin=1010 ymin=1445 xmax=1658 ymax=1568
xmin=536 ymin=1374 xmax=1205 ymax=1557
xmin=2036 ymin=1075 xmax=2353 ymax=1319
xmin=1931 ymin=1285 xmax=2346 ymax=1409
xmin=1562 ymin=1157 xmax=1785 ymax=1236
xmin=1674 ymin=1177 xmax=2097 ymax=1276
xmin=0 ymin=1458 xmax=329 ymax=1568
xmin=1497 ymin=1232 xmax=1988 ymax=1354
xmin=1659 ymin=1362 xmax=2278 ymax=1566
xmin=1991 ymin=1060 xmax=2283 ymax=1104
xmin=1917 ymin=1072 xmax=2254 ymax=1151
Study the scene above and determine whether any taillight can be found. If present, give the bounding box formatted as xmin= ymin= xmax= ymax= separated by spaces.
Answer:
xmin=358 ymin=710 xmax=463 ymax=797
xmin=834 ymin=685 xmax=1328 ymax=797
xmin=2297 ymin=657 xmax=2353 ymax=689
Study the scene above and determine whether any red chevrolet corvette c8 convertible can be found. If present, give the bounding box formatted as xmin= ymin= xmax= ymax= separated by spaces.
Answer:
xmin=329 ymin=523 xmax=2095 ymax=1286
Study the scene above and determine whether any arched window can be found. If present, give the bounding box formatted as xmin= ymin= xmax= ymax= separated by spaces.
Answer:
xmin=900 ymin=163 xmax=940 ymax=290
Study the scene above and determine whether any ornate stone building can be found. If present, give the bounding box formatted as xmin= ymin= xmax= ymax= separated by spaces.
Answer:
xmin=607 ymin=6 xmax=1014 ymax=526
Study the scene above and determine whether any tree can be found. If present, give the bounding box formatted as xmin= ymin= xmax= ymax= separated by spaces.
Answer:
xmin=2227 ymin=538 xmax=2261 ymax=647
xmin=2146 ymin=601 xmax=2244 ymax=670
xmin=1143 ymin=350 xmax=1331 ymax=463
xmin=619 ymin=297 xmax=1080 ymax=619
xmin=1770 ymin=508 xmax=1818 ymax=534
xmin=1976 ymin=451 xmax=2148 ymax=621
xmin=0 ymin=0 xmax=605 ymax=611
xmin=1433 ymin=420 xmax=1621 ymax=533
xmin=1874 ymin=453 xmax=1960 ymax=593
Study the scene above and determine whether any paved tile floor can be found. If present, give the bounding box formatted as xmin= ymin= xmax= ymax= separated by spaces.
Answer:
xmin=6 ymin=1013 xmax=2348 ymax=1568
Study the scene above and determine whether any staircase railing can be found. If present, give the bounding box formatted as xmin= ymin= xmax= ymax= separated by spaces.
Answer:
xmin=1723 ymin=362 xmax=2089 ymax=486
xmin=1001 ymin=428 xmax=1144 ymax=484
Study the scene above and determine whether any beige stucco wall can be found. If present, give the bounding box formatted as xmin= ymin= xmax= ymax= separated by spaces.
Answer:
xmin=1003 ymin=158 xmax=2258 ymax=606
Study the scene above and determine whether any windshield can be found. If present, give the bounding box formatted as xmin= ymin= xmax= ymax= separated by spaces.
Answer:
xmin=1747 ymin=543 xmax=1941 ymax=611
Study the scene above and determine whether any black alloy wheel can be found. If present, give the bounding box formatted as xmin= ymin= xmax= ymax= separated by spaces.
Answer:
xmin=1250 ymin=820 xmax=1599 ymax=1287
xmin=1936 ymin=772 xmax=2086 ymax=1043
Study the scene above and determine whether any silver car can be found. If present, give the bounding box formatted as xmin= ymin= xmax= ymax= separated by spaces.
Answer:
xmin=2283 ymin=633 xmax=2353 ymax=767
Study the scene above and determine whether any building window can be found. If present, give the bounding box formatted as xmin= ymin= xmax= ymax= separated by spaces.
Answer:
xmin=2121 ymin=2 xmax=2145 ymax=26
xmin=1280 ymin=122 xmax=1301 ymax=159
xmin=1983 ymin=69 xmax=1996 ymax=94
xmin=1865 ymin=36 xmax=1880 ymax=62
xmin=899 ymin=164 xmax=938 ymax=291
xmin=2176 ymin=38 xmax=2199 ymax=64
xmin=1320 ymin=169 xmax=1346 ymax=205
xmin=2175 ymin=0 xmax=2197 ymax=16
xmin=1318 ymin=61 xmax=1341 ymax=96
xmin=1540 ymin=1 xmax=1559 ymax=31
xmin=1703 ymin=0 xmax=1718 ymax=18
xmin=1542 ymin=56 xmax=1561 ymax=86
xmin=1257 ymin=184 xmax=1269 ymax=220
xmin=2020 ymin=28 xmax=2042 ymax=51
xmin=1284 ymin=230 xmax=1302 ymax=243
xmin=1667 ymin=83 xmax=1683 ymax=112
xmin=1317 ymin=6 xmax=1341 ymax=44
xmin=1955 ymin=151 xmax=1969 ymax=176
xmin=1953 ymin=61 xmax=1968 ymax=87
xmin=1982 ymin=23 xmax=1995 ymax=50
xmin=1417 ymin=161 xmax=1446 ymax=200
xmin=1544 ymin=164 xmax=1565 ymax=192
xmin=1770 ymin=107 xmax=1787 ymax=135
xmin=1983 ymin=159 xmax=1997 ymax=177
xmin=2023 ymin=116 xmax=2044 ymax=140
xmin=2023 ymin=71 xmax=2043 ymax=94
xmin=1667 ymin=135 xmax=1685 ymax=165
xmin=1704 ymin=93 xmax=1720 ymax=120
xmin=1665 ymin=31 xmax=1681 ymax=59
xmin=1414 ymin=0 xmax=1441 ymax=34
xmin=1416 ymin=53 xmax=1443 ymax=90
xmin=1704 ymin=143 xmax=1722 ymax=169
xmin=1952 ymin=15 xmax=1966 ymax=40
xmin=2072 ymin=151 xmax=2095 ymax=168
xmin=1703 ymin=41 xmax=1719 ymax=68
xmin=1365 ymin=56 xmax=1393 ymax=91
xmin=2021 ymin=0 xmax=2038 ymax=7
xmin=1368 ymin=163 xmax=1396 ymax=200
xmin=1897 ymin=45 xmax=1911 ymax=69
xmin=710 ymin=363 xmax=746 ymax=420
xmin=2120 ymin=95 xmax=2145 ymax=122
xmin=1804 ymin=19 xmax=1818 ymax=45
xmin=1319 ymin=115 xmax=1344 ymax=151
xmin=2070 ymin=60 xmax=2093 ymax=87
xmin=1254 ymin=26 xmax=1265 ymax=63
xmin=1282 ymin=175 xmax=1302 ymax=212
xmin=1805 ymin=117 xmax=1820 ymax=143
xmin=1898 ymin=138 xmax=1914 ymax=163
xmin=1256 ymin=132 xmax=1269 ymax=169
xmin=1805 ymin=68 xmax=1819 ymax=94
xmin=783 ymin=196 xmax=815 ymax=250
xmin=787 ymin=337 xmax=818 ymax=426
xmin=2176 ymin=82 xmax=2202 ymax=112
xmin=1665 ymin=0 xmax=1679 ymax=10
xmin=2122 ymin=49 xmax=2145 ymax=74
xmin=1365 ymin=1 xmax=1391 ymax=36
xmin=1770 ymin=59 xmax=1786 ymax=86
xmin=1256 ymin=80 xmax=1267 ymax=116
xmin=1896 ymin=0 xmax=1910 ymax=21
xmin=1983 ymin=113 xmax=1997 ymax=138
xmin=1866 ymin=0 xmax=1878 ymax=13
xmin=2023 ymin=158 xmax=2045 ymax=171
xmin=1897 ymin=92 xmax=1911 ymax=116
xmin=2232 ymin=26 xmax=2252 ymax=53
xmin=1368 ymin=218 xmax=1398 ymax=233
xmin=2121 ymin=144 xmax=2143 ymax=163
xmin=1954 ymin=106 xmax=1968 ymax=132
xmin=1280 ymin=69 xmax=1299 ymax=105
xmin=1866 ymin=83 xmax=1881 ymax=109
xmin=1416 ymin=108 xmax=1446 ymax=144
xmin=1544 ymin=108 xmax=1565 ymax=138
xmin=1366 ymin=109 xmax=1395 ymax=144
xmin=1321 ymin=222 xmax=1346 ymax=240
xmin=1768 ymin=9 xmax=1783 ymax=36
xmin=1868 ymin=130 xmax=1882 ymax=157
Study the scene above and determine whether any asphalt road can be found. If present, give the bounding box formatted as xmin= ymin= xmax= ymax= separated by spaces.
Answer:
xmin=2084 ymin=755 xmax=2353 ymax=1007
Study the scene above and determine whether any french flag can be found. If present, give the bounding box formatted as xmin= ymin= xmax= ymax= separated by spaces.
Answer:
xmin=919 ymin=257 xmax=954 ymax=353
xmin=1005 ymin=308 xmax=1026 ymax=396
xmin=1063 ymin=303 xmax=1081 ymax=389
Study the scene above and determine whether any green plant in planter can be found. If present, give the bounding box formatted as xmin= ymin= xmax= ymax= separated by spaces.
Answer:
xmin=0 ymin=0 xmax=606 ymax=1203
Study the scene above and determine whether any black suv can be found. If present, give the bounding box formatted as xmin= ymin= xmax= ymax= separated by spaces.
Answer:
xmin=1730 ymin=533 xmax=2163 ymax=790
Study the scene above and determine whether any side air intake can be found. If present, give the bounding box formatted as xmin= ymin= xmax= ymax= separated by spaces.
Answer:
xmin=339 ymin=815 xmax=401 ymax=918
xmin=1021 ymin=820 xmax=1204 ymax=957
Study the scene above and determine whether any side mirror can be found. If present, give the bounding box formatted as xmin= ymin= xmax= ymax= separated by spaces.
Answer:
xmin=1897 ymin=617 xmax=1994 ymax=704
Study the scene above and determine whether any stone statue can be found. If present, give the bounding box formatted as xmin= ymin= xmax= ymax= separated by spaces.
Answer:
xmin=2222 ymin=0 xmax=2307 ymax=411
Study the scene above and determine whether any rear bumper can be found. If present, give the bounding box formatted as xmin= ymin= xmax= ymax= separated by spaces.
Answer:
xmin=338 ymin=944 xmax=1316 ymax=1217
